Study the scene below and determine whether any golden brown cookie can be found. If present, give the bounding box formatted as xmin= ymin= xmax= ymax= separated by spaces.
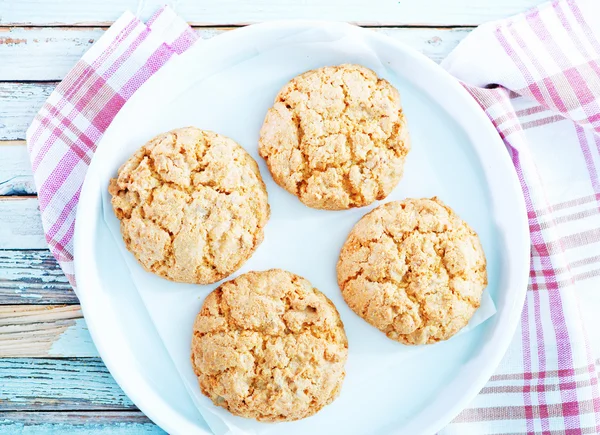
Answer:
xmin=337 ymin=198 xmax=487 ymax=345
xmin=191 ymin=269 xmax=348 ymax=422
xmin=258 ymin=64 xmax=410 ymax=210
xmin=109 ymin=127 xmax=269 ymax=284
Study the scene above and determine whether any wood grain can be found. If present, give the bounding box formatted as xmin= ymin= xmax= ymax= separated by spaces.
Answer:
xmin=0 ymin=142 xmax=35 ymax=195
xmin=0 ymin=81 xmax=54 ymax=141
xmin=0 ymin=0 xmax=544 ymax=26
xmin=0 ymin=412 xmax=165 ymax=435
xmin=0 ymin=305 xmax=97 ymax=357
xmin=0 ymin=197 xmax=46 ymax=249
xmin=0 ymin=358 xmax=135 ymax=410
xmin=0 ymin=27 xmax=471 ymax=81
xmin=0 ymin=250 xmax=76 ymax=304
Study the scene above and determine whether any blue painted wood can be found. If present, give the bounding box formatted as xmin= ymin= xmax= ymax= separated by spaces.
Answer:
xmin=47 ymin=318 xmax=99 ymax=357
xmin=0 ymin=250 xmax=76 ymax=304
xmin=0 ymin=412 xmax=165 ymax=435
xmin=0 ymin=358 xmax=135 ymax=410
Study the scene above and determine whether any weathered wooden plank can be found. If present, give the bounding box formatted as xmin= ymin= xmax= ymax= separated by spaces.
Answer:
xmin=0 ymin=142 xmax=35 ymax=195
xmin=0 ymin=81 xmax=54 ymax=141
xmin=0 ymin=249 xmax=76 ymax=304
xmin=0 ymin=358 xmax=134 ymax=410
xmin=0 ymin=27 xmax=470 ymax=81
xmin=0 ymin=27 xmax=471 ymax=140
xmin=0 ymin=197 xmax=46 ymax=249
xmin=0 ymin=412 xmax=165 ymax=435
xmin=0 ymin=0 xmax=544 ymax=26
xmin=0 ymin=305 xmax=97 ymax=357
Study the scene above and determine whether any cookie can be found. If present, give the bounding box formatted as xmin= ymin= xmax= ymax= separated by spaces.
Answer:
xmin=191 ymin=269 xmax=348 ymax=422
xmin=337 ymin=198 xmax=487 ymax=345
xmin=258 ymin=64 xmax=410 ymax=210
xmin=109 ymin=127 xmax=269 ymax=284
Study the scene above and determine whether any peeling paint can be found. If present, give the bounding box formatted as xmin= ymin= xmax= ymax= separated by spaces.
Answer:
xmin=17 ymin=293 xmax=43 ymax=299
xmin=49 ymin=318 xmax=98 ymax=357
xmin=0 ymin=38 xmax=27 ymax=46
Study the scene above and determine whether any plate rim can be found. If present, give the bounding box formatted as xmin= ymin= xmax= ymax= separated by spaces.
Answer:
xmin=74 ymin=20 xmax=530 ymax=435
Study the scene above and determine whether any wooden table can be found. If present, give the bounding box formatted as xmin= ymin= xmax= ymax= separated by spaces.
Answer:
xmin=0 ymin=1 xmax=545 ymax=433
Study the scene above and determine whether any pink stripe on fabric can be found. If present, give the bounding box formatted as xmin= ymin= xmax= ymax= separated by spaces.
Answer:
xmin=38 ymin=149 xmax=86 ymax=213
xmin=574 ymin=125 xmax=600 ymax=215
xmin=564 ymin=66 xmax=600 ymax=106
xmin=548 ymin=286 xmax=583 ymax=430
xmin=170 ymin=30 xmax=198 ymax=54
xmin=89 ymin=16 xmax=141 ymax=71
xmin=31 ymin=68 xmax=104 ymax=172
xmin=496 ymin=23 xmax=552 ymax=111
xmin=33 ymin=106 xmax=94 ymax=172
xmin=509 ymin=18 xmax=551 ymax=82
xmin=29 ymin=64 xmax=92 ymax=148
xmin=90 ymin=93 xmax=127 ymax=132
xmin=521 ymin=291 xmax=535 ymax=434
xmin=103 ymin=27 xmax=152 ymax=80
xmin=555 ymin=1 xmax=594 ymax=61
xmin=146 ymin=6 xmax=167 ymax=27
xmin=508 ymin=131 xmax=583 ymax=429
xmin=512 ymin=150 xmax=548 ymax=435
xmin=521 ymin=114 xmax=565 ymax=129
xmin=533 ymin=285 xmax=551 ymax=433
xmin=33 ymin=108 xmax=94 ymax=174
xmin=45 ymin=186 xmax=81 ymax=241
xmin=516 ymin=104 xmax=548 ymax=117
xmin=566 ymin=0 xmax=600 ymax=53
xmin=56 ymin=218 xmax=76 ymax=259
xmin=527 ymin=8 xmax=572 ymax=71
xmin=119 ymin=43 xmax=175 ymax=99
xmin=543 ymin=77 xmax=570 ymax=113
xmin=46 ymin=234 xmax=73 ymax=263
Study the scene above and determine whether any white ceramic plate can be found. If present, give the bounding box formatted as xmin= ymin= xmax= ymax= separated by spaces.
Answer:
xmin=74 ymin=21 xmax=529 ymax=435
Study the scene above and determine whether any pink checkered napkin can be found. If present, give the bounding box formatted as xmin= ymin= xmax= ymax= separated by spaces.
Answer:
xmin=25 ymin=7 xmax=198 ymax=285
xmin=26 ymin=1 xmax=600 ymax=433
xmin=441 ymin=0 xmax=600 ymax=433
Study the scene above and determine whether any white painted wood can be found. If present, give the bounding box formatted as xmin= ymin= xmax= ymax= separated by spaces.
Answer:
xmin=0 ymin=82 xmax=54 ymax=140
xmin=0 ymin=27 xmax=106 ymax=81
xmin=0 ymin=27 xmax=470 ymax=81
xmin=0 ymin=0 xmax=544 ymax=26
xmin=0 ymin=197 xmax=46 ymax=249
xmin=0 ymin=142 xmax=35 ymax=194
xmin=0 ymin=305 xmax=97 ymax=357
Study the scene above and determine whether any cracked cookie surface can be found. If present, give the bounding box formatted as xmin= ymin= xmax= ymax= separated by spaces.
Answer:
xmin=337 ymin=198 xmax=487 ymax=345
xmin=258 ymin=64 xmax=410 ymax=210
xmin=108 ymin=127 xmax=269 ymax=284
xmin=191 ymin=269 xmax=348 ymax=422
